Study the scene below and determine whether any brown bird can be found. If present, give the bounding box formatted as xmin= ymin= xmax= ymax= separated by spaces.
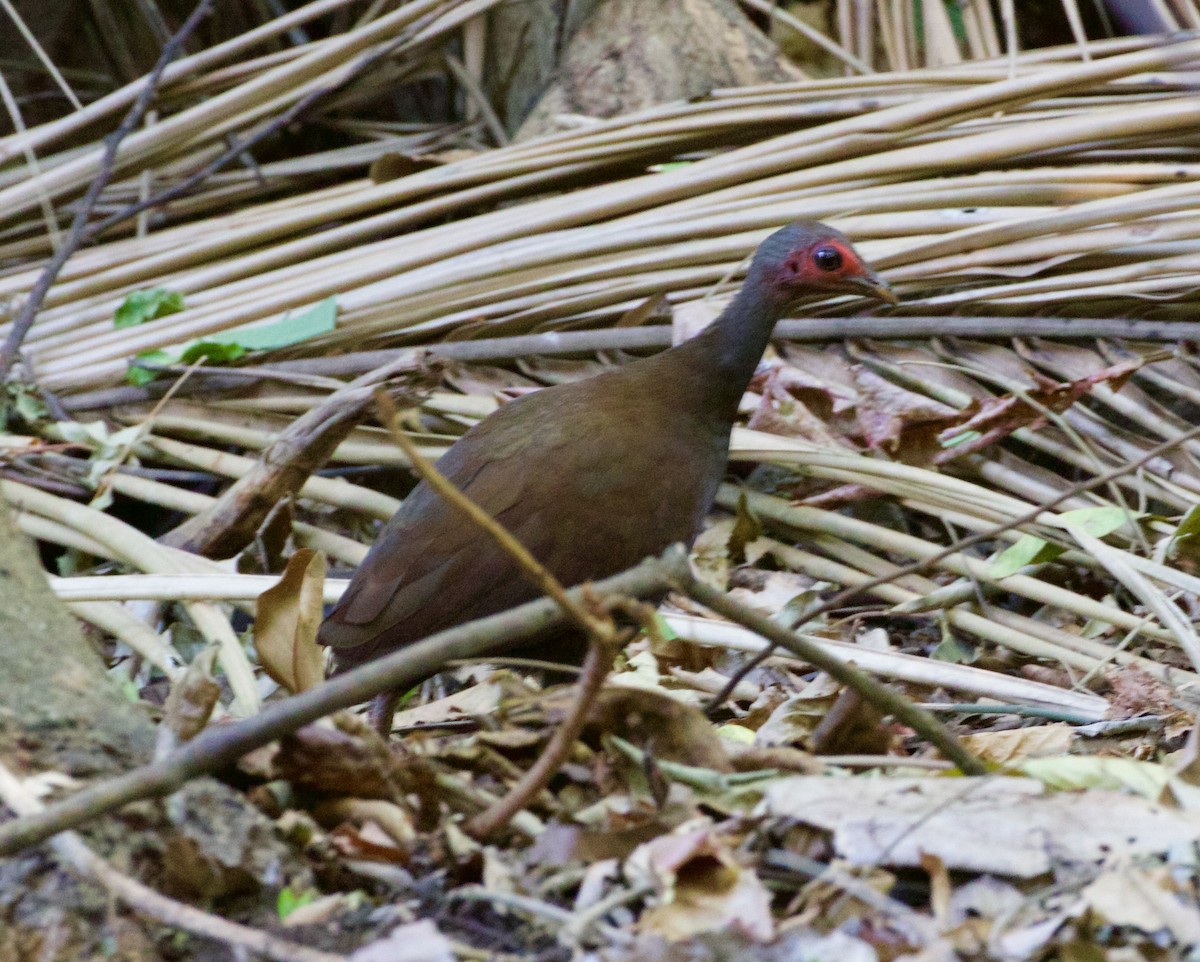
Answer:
xmin=319 ymin=221 xmax=895 ymax=733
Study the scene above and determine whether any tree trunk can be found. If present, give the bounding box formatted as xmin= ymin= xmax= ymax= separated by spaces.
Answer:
xmin=485 ymin=0 xmax=803 ymax=139
xmin=0 ymin=497 xmax=307 ymax=961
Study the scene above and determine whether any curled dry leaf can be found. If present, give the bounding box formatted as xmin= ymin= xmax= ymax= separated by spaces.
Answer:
xmin=253 ymin=548 xmax=327 ymax=694
xmin=156 ymin=646 xmax=220 ymax=757
xmin=312 ymin=797 xmax=416 ymax=848
xmin=330 ymin=820 xmax=410 ymax=865
xmin=629 ymin=821 xmax=775 ymax=942
xmin=852 ymin=364 xmax=961 ymax=455
xmin=588 ymin=686 xmax=733 ymax=772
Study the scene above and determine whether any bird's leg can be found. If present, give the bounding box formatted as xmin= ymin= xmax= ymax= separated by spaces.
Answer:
xmin=369 ymin=690 xmax=400 ymax=737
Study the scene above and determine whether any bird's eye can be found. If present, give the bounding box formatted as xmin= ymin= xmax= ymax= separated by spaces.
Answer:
xmin=813 ymin=246 xmax=843 ymax=272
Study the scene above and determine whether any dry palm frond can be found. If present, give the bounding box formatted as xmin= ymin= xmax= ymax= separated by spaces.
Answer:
xmin=5 ymin=7 xmax=1200 ymax=730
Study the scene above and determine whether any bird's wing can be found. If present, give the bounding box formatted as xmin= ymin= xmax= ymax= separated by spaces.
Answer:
xmin=318 ymin=390 xmax=583 ymax=660
xmin=319 ymin=374 xmax=721 ymax=667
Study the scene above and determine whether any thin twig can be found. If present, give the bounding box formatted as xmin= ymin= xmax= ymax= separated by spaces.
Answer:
xmin=466 ymin=629 xmax=626 ymax=841
xmin=705 ymin=418 xmax=1200 ymax=713
xmin=0 ymin=0 xmax=213 ymax=381
xmin=375 ymin=389 xmax=625 ymax=839
xmin=0 ymin=548 xmax=688 ymax=857
xmin=85 ymin=15 xmax=433 ymax=240
xmin=682 ymin=576 xmax=987 ymax=775
xmin=159 ymin=353 xmax=423 ymax=556
xmin=0 ymin=762 xmax=346 ymax=962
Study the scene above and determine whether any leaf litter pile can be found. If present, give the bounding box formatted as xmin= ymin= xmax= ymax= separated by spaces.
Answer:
xmin=5 ymin=6 xmax=1200 ymax=961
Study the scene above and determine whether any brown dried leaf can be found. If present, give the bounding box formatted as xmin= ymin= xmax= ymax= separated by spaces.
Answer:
xmin=1106 ymin=665 xmax=1176 ymax=719
xmin=962 ymin=723 xmax=1075 ymax=765
xmin=157 ymin=647 xmax=219 ymax=751
xmin=312 ymin=798 xmax=415 ymax=848
xmin=588 ymin=686 xmax=733 ymax=772
xmin=851 ymin=365 xmax=960 ymax=455
xmin=933 ymin=357 xmax=1144 ymax=460
xmin=632 ymin=824 xmax=775 ymax=942
xmin=329 ymin=821 xmax=410 ymax=864
xmin=275 ymin=719 xmax=407 ymax=800
xmin=807 ymin=689 xmax=889 ymax=757
xmin=253 ymin=548 xmax=327 ymax=694
xmin=615 ymin=293 xmax=671 ymax=327
xmin=368 ymin=152 xmax=443 ymax=183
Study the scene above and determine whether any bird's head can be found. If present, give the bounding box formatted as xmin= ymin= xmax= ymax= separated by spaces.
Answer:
xmin=750 ymin=220 xmax=897 ymax=308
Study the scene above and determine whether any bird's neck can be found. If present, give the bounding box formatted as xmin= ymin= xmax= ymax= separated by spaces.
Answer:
xmin=677 ymin=278 xmax=786 ymax=421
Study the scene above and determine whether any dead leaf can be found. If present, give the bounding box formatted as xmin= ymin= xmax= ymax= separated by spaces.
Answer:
xmin=920 ymin=851 xmax=952 ymax=926
xmin=349 ymin=919 xmax=454 ymax=962
xmin=755 ymin=691 xmax=837 ymax=748
xmin=962 ymin=723 xmax=1075 ymax=764
xmin=274 ymin=719 xmax=408 ymax=800
xmin=1082 ymin=865 xmax=1200 ymax=943
xmin=330 ymin=821 xmax=410 ymax=864
xmin=758 ymin=776 xmax=1200 ymax=877
xmin=156 ymin=647 xmax=219 ymax=755
xmin=630 ymin=822 xmax=775 ymax=942
xmin=588 ymin=686 xmax=733 ymax=772
xmin=368 ymin=152 xmax=445 ymax=182
xmin=1106 ymin=665 xmax=1176 ymax=719
xmin=312 ymin=798 xmax=415 ymax=848
xmin=615 ymin=293 xmax=671 ymax=327
xmin=852 ymin=364 xmax=960 ymax=454
xmin=807 ymin=689 xmax=889 ymax=756
xmin=930 ymin=357 xmax=1144 ymax=463
xmin=280 ymin=893 xmax=349 ymax=927
xmin=390 ymin=680 xmax=503 ymax=730
xmin=253 ymin=548 xmax=327 ymax=693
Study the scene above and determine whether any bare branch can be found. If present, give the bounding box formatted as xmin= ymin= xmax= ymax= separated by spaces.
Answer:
xmin=681 ymin=576 xmax=988 ymax=775
xmin=706 ymin=418 xmax=1200 ymax=712
xmin=0 ymin=0 xmax=214 ymax=381
xmin=0 ymin=547 xmax=688 ymax=858
xmin=0 ymin=761 xmax=347 ymax=962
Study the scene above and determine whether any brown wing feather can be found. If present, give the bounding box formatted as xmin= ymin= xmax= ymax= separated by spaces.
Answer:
xmin=319 ymin=362 xmax=728 ymax=671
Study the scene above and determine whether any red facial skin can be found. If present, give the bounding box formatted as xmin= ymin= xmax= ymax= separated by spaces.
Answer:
xmin=777 ymin=238 xmax=873 ymax=295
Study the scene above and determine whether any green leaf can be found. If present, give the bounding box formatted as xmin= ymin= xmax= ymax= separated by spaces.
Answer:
xmin=114 ymin=287 xmax=185 ymax=329
xmin=123 ymin=298 xmax=337 ymax=384
xmin=1169 ymin=504 xmax=1200 ymax=565
xmin=988 ymin=535 xmax=1065 ymax=579
xmin=199 ymin=296 xmax=337 ymax=352
xmin=990 ymin=506 xmax=1135 ymax=579
xmin=179 ymin=340 xmax=247 ymax=365
xmin=930 ymin=632 xmax=974 ymax=663
xmin=1059 ymin=506 xmax=1133 ymax=538
xmin=1021 ymin=756 xmax=1171 ymax=799
xmin=126 ymin=349 xmax=172 ymax=386
xmin=716 ymin=724 xmax=755 ymax=744
xmin=10 ymin=385 xmax=48 ymax=424
xmin=276 ymin=887 xmax=316 ymax=921
xmin=652 ymin=612 xmax=678 ymax=642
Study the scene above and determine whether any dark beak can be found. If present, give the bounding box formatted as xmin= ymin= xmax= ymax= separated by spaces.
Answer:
xmin=846 ymin=270 xmax=898 ymax=305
